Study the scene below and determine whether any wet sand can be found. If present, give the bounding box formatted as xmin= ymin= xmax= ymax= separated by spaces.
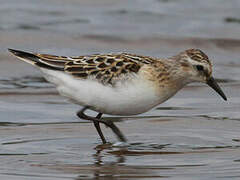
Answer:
xmin=0 ymin=0 xmax=240 ymax=179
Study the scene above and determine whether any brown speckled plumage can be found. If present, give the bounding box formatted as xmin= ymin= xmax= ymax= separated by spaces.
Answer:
xmin=185 ymin=49 xmax=210 ymax=64
xmin=9 ymin=48 xmax=214 ymax=87
xmin=35 ymin=53 xmax=158 ymax=85
xmin=9 ymin=48 xmax=215 ymax=87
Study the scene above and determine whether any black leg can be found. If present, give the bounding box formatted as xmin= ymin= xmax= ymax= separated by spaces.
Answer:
xmin=77 ymin=107 xmax=106 ymax=143
xmin=77 ymin=107 xmax=127 ymax=143
xmin=104 ymin=121 xmax=127 ymax=142
xmin=93 ymin=113 xmax=107 ymax=144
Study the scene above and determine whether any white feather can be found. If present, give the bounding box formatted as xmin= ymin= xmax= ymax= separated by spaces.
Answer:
xmin=40 ymin=68 xmax=165 ymax=115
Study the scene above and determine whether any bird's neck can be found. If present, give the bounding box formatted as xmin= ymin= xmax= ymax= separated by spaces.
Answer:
xmin=152 ymin=59 xmax=189 ymax=87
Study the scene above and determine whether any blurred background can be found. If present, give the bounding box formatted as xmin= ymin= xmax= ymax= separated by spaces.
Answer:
xmin=0 ymin=0 xmax=240 ymax=180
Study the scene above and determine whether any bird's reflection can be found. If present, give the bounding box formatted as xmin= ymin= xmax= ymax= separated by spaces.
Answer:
xmin=94 ymin=144 xmax=126 ymax=164
xmin=76 ymin=143 xmax=127 ymax=180
xmin=75 ymin=142 xmax=170 ymax=180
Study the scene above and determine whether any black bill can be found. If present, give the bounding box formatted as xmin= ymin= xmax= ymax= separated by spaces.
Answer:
xmin=207 ymin=77 xmax=227 ymax=101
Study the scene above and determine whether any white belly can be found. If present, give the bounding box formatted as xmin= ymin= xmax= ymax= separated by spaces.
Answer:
xmin=41 ymin=69 xmax=178 ymax=115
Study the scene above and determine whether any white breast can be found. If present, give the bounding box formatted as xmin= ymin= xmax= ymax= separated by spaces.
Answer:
xmin=40 ymin=69 xmax=180 ymax=115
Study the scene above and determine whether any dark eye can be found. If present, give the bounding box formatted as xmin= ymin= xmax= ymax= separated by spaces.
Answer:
xmin=196 ymin=65 xmax=204 ymax=71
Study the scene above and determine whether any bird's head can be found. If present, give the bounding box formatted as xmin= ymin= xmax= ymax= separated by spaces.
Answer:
xmin=176 ymin=49 xmax=227 ymax=101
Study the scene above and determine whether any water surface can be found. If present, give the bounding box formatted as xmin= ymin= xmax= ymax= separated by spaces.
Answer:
xmin=0 ymin=0 xmax=240 ymax=179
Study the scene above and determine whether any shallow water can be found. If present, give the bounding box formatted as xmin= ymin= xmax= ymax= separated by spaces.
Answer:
xmin=0 ymin=0 xmax=240 ymax=179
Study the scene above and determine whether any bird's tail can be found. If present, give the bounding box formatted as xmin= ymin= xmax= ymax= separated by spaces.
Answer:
xmin=8 ymin=49 xmax=65 ymax=71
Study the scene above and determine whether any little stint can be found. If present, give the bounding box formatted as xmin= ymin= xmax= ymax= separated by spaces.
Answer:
xmin=9 ymin=48 xmax=227 ymax=143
